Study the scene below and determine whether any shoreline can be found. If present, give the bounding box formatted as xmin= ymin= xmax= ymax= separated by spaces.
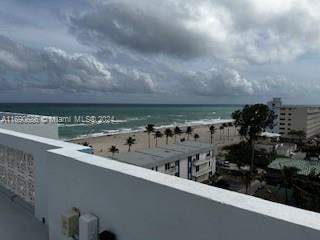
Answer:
xmin=65 ymin=118 xmax=235 ymax=141
xmin=68 ymin=121 xmax=240 ymax=158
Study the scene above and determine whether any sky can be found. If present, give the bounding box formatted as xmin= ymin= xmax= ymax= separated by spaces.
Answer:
xmin=1 ymin=0 xmax=320 ymax=104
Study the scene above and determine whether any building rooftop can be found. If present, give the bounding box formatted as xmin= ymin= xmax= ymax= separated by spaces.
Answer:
xmin=0 ymin=192 xmax=48 ymax=240
xmin=268 ymin=158 xmax=320 ymax=176
xmin=114 ymin=141 xmax=213 ymax=168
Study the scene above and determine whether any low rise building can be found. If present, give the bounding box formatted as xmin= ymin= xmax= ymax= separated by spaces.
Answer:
xmin=114 ymin=141 xmax=215 ymax=183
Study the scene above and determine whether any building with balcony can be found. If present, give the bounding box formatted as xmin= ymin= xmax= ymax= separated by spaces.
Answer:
xmin=267 ymin=98 xmax=320 ymax=140
xmin=0 ymin=128 xmax=320 ymax=240
xmin=113 ymin=141 xmax=215 ymax=183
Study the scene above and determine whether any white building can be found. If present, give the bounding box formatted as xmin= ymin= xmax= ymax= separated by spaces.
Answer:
xmin=267 ymin=98 xmax=320 ymax=140
xmin=114 ymin=141 xmax=215 ymax=183
xmin=0 ymin=128 xmax=320 ymax=240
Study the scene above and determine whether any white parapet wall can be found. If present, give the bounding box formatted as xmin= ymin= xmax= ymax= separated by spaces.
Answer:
xmin=0 ymin=112 xmax=59 ymax=139
xmin=0 ymin=128 xmax=91 ymax=222
xmin=0 ymin=128 xmax=320 ymax=240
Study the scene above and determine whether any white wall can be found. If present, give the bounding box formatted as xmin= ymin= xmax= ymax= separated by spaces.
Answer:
xmin=46 ymin=149 xmax=320 ymax=240
xmin=0 ymin=129 xmax=90 ymax=223
xmin=179 ymin=158 xmax=188 ymax=179
xmin=0 ymin=122 xmax=59 ymax=139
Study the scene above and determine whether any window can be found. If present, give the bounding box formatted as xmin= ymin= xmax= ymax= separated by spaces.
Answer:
xmin=280 ymin=113 xmax=286 ymax=115
xmin=196 ymin=166 xmax=200 ymax=172
xmin=288 ymin=123 xmax=291 ymax=126
xmin=196 ymin=154 xmax=200 ymax=160
xmin=280 ymin=118 xmax=285 ymax=121
xmin=206 ymin=151 xmax=211 ymax=157
xmin=280 ymin=132 xmax=285 ymax=134
xmin=188 ymin=156 xmax=192 ymax=161
xmin=165 ymin=163 xmax=170 ymax=170
xmin=280 ymin=123 xmax=285 ymax=126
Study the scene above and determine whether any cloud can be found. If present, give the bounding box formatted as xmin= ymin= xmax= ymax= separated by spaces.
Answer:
xmin=68 ymin=0 xmax=320 ymax=64
xmin=181 ymin=67 xmax=254 ymax=96
xmin=0 ymin=34 xmax=316 ymax=103
xmin=0 ymin=35 xmax=156 ymax=94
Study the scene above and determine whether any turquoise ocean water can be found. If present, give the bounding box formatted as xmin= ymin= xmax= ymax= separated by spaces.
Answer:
xmin=0 ymin=103 xmax=241 ymax=139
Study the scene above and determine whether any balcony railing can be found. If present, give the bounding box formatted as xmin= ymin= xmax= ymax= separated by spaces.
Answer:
xmin=193 ymin=168 xmax=212 ymax=177
xmin=193 ymin=156 xmax=211 ymax=166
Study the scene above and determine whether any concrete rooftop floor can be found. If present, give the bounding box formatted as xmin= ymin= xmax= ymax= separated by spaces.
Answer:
xmin=0 ymin=192 xmax=48 ymax=240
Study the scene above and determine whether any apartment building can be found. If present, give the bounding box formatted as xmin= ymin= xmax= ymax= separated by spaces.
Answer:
xmin=268 ymin=98 xmax=320 ymax=140
xmin=114 ymin=141 xmax=215 ymax=183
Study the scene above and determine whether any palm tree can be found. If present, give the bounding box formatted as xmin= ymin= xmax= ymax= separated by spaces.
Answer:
xmin=174 ymin=126 xmax=182 ymax=142
xmin=186 ymin=126 xmax=193 ymax=141
xmin=228 ymin=122 xmax=233 ymax=141
xmin=209 ymin=125 xmax=215 ymax=144
xmin=222 ymin=123 xmax=228 ymax=141
xmin=281 ymin=166 xmax=298 ymax=204
xmin=108 ymin=145 xmax=119 ymax=157
xmin=164 ymin=128 xmax=173 ymax=144
xmin=154 ymin=130 xmax=163 ymax=147
xmin=145 ymin=124 xmax=155 ymax=148
xmin=125 ymin=136 xmax=136 ymax=152
xmin=194 ymin=133 xmax=200 ymax=141
xmin=242 ymin=170 xmax=252 ymax=194
xmin=219 ymin=125 xmax=224 ymax=140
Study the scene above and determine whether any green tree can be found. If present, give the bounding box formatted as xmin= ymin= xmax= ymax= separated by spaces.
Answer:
xmin=194 ymin=133 xmax=200 ymax=141
xmin=145 ymin=124 xmax=155 ymax=148
xmin=174 ymin=126 xmax=182 ymax=142
xmin=154 ymin=130 xmax=163 ymax=147
xmin=108 ymin=145 xmax=119 ymax=157
xmin=209 ymin=125 xmax=216 ymax=144
xmin=281 ymin=166 xmax=298 ymax=204
xmin=288 ymin=130 xmax=306 ymax=145
xmin=232 ymin=104 xmax=275 ymax=176
xmin=186 ymin=126 xmax=193 ymax=141
xmin=125 ymin=136 xmax=136 ymax=152
xmin=164 ymin=128 xmax=173 ymax=144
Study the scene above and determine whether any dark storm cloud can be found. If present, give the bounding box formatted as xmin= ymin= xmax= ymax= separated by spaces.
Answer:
xmin=0 ymin=35 xmax=155 ymax=94
xmin=69 ymin=1 xmax=212 ymax=58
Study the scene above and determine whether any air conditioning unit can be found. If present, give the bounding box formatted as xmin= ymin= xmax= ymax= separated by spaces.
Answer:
xmin=80 ymin=213 xmax=98 ymax=240
xmin=61 ymin=208 xmax=80 ymax=237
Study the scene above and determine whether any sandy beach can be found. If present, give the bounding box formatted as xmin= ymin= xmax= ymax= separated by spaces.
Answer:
xmin=69 ymin=123 xmax=241 ymax=158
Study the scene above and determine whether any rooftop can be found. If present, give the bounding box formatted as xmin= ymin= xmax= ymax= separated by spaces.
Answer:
xmin=114 ymin=141 xmax=213 ymax=168
xmin=0 ymin=192 xmax=48 ymax=240
xmin=268 ymin=158 xmax=320 ymax=176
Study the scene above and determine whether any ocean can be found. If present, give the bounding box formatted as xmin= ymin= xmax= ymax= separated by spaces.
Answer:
xmin=0 ymin=103 xmax=241 ymax=139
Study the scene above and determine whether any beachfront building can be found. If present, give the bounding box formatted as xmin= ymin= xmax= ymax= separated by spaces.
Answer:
xmin=0 ymin=128 xmax=320 ymax=240
xmin=267 ymin=98 xmax=320 ymax=141
xmin=114 ymin=141 xmax=215 ymax=183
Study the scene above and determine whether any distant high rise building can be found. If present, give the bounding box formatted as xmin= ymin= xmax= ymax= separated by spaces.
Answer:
xmin=267 ymin=98 xmax=282 ymax=133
